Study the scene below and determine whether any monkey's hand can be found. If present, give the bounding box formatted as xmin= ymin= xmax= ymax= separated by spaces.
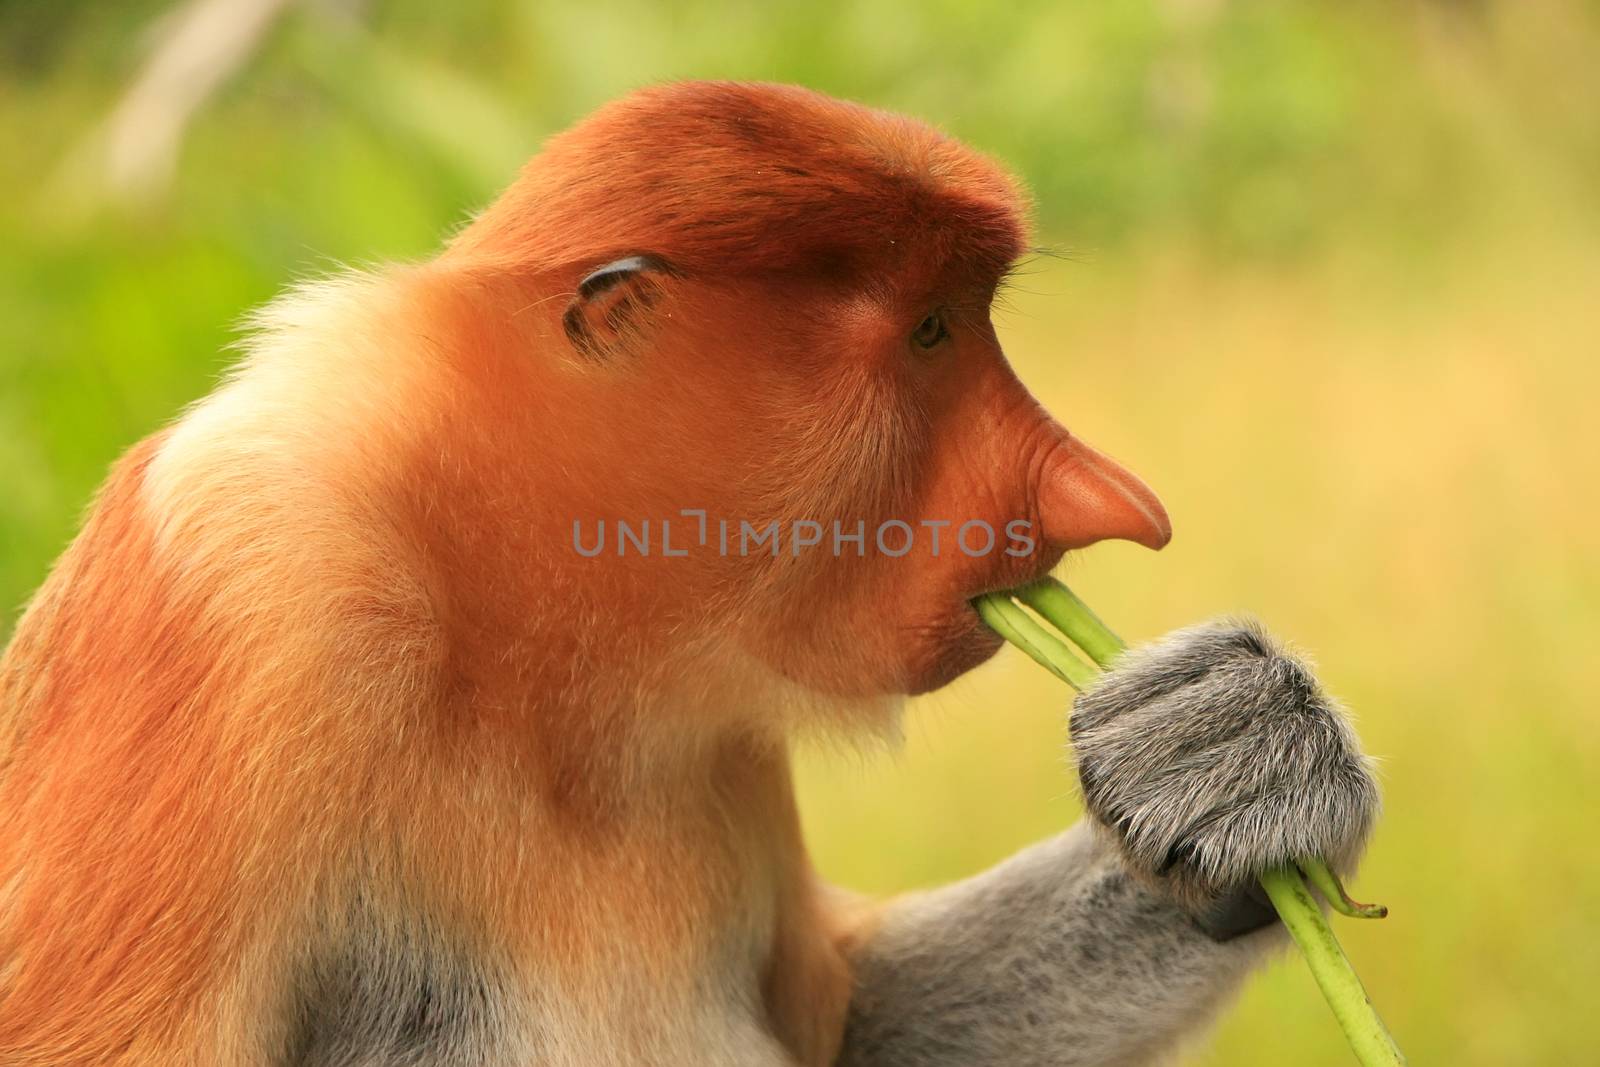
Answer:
xmin=1069 ymin=619 xmax=1379 ymax=939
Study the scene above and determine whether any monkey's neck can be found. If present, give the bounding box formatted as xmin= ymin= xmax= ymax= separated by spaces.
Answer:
xmin=403 ymin=690 xmax=810 ymax=979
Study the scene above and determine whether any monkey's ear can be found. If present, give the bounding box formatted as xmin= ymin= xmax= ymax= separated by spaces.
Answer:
xmin=562 ymin=255 xmax=676 ymax=359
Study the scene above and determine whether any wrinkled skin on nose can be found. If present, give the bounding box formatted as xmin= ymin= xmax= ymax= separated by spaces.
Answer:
xmin=852 ymin=345 xmax=1171 ymax=696
xmin=946 ymin=356 xmax=1171 ymax=555
xmin=1036 ymin=427 xmax=1171 ymax=552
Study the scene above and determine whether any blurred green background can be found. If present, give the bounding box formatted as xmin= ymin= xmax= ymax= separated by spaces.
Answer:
xmin=2 ymin=1 xmax=1597 ymax=1063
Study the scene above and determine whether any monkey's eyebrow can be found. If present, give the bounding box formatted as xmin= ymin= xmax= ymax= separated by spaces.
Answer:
xmin=987 ymin=248 xmax=1071 ymax=300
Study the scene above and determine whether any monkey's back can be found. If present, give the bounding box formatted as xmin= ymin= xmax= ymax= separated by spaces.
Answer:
xmin=0 ymin=273 xmax=458 ymax=1063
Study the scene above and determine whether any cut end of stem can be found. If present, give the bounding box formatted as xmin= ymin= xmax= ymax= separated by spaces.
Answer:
xmin=1302 ymin=857 xmax=1390 ymax=919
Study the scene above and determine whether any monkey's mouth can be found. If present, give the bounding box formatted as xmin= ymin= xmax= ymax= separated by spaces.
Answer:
xmin=904 ymin=565 xmax=1062 ymax=694
xmin=903 ymin=605 xmax=1003 ymax=695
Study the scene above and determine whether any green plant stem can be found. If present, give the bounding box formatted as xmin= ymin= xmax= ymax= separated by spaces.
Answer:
xmin=1014 ymin=578 xmax=1125 ymax=669
xmin=973 ymin=594 xmax=1099 ymax=690
xmin=1301 ymin=857 xmax=1390 ymax=919
xmin=973 ymin=581 xmax=1405 ymax=1066
xmin=1261 ymin=867 xmax=1404 ymax=1064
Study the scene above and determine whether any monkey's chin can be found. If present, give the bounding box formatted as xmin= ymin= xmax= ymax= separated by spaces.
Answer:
xmin=903 ymin=607 xmax=1006 ymax=695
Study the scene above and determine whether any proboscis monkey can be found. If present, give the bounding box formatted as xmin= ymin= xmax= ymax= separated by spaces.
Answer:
xmin=0 ymin=82 xmax=1377 ymax=1067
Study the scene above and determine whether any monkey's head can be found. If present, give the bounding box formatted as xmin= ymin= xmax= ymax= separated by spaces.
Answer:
xmin=445 ymin=82 xmax=1169 ymax=704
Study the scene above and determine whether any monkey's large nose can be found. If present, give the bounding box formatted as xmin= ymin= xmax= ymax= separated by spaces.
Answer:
xmin=1038 ymin=435 xmax=1172 ymax=551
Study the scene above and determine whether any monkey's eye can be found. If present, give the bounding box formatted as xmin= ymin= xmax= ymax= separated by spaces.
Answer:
xmin=911 ymin=310 xmax=949 ymax=350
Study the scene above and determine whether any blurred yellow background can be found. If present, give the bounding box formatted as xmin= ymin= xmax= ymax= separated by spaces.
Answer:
xmin=2 ymin=2 xmax=1596 ymax=1063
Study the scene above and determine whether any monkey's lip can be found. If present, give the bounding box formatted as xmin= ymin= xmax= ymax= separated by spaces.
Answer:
xmin=902 ymin=597 xmax=1006 ymax=695
xmin=959 ymin=553 xmax=1067 ymax=616
xmin=930 ymin=561 xmax=1068 ymax=681
xmin=902 ymin=549 xmax=1069 ymax=692
xmin=907 ymin=624 xmax=1001 ymax=695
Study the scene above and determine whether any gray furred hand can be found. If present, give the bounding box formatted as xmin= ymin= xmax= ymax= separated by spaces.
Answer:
xmin=1071 ymin=619 xmax=1380 ymax=920
xmin=836 ymin=617 xmax=1383 ymax=1066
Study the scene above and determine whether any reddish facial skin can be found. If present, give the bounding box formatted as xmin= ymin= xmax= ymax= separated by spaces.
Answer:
xmin=0 ymin=82 xmax=1170 ymax=1065
xmin=815 ymin=306 xmax=1172 ymax=695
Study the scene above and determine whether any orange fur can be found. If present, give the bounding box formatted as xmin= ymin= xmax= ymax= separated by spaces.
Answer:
xmin=0 ymin=82 xmax=1168 ymax=1065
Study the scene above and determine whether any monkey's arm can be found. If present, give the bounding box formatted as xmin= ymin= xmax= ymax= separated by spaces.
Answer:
xmin=835 ymin=821 xmax=1267 ymax=1067
xmin=834 ymin=620 xmax=1379 ymax=1067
